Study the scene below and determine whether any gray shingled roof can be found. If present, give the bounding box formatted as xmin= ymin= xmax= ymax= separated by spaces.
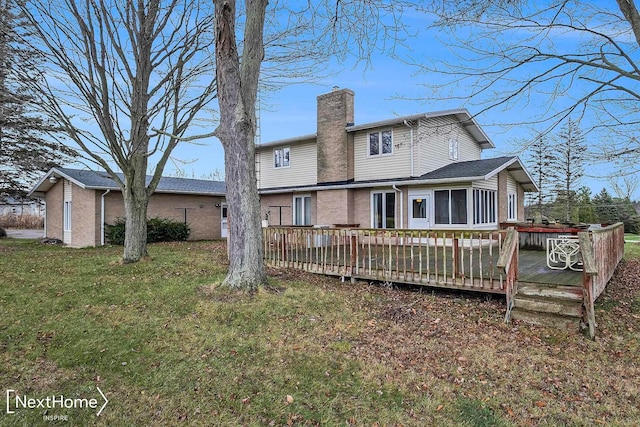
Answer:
xmin=52 ymin=168 xmax=226 ymax=195
xmin=419 ymin=156 xmax=516 ymax=180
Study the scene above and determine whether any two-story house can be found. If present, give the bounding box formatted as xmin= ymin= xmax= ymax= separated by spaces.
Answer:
xmin=256 ymin=88 xmax=537 ymax=230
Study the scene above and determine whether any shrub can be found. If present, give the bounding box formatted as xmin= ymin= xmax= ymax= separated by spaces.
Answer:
xmin=105 ymin=217 xmax=190 ymax=245
xmin=0 ymin=227 xmax=6 ymax=239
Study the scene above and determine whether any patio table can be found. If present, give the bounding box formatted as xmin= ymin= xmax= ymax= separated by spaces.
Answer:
xmin=546 ymin=236 xmax=583 ymax=271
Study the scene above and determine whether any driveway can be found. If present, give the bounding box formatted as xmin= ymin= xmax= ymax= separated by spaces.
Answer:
xmin=4 ymin=229 xmax=45 ymax=239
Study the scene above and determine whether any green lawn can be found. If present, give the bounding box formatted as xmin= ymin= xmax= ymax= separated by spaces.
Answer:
xmin=1 ymin=238 xmax=639 ymax=426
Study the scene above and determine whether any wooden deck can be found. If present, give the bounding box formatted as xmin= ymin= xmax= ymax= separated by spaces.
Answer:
xmin=264 ymin=228 xmax=581 ymax=293
xmin=263 ymin=224 xmax=625 ymax=337
xmin=518 ymin=250 xmax=582 ymax=286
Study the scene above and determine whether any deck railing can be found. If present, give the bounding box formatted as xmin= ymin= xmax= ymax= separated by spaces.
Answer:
xmin=497 ymin=228 xmax=519 ymax=322
xmin=264 ymin=227 xmax=508 ymax=293
xmin=579 ymin=222 xmax=625 ymax=339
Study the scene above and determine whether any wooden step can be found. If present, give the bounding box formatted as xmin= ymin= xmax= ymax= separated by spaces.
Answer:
xmin=517 ymin=282 xmax=583 ymax=301
xmin=511 ymin=308 xmax=581 ymax=331
xmin=509 ymin=282 xmax=585 ymax=331
xmin=514 ymin=294 xmax=582 ymax=317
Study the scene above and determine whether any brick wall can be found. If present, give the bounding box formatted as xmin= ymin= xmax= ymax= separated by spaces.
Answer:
xmin=70 ymin=185 xmax=99 ymax=247
xmin=103 ymin=191 xmax=225 ymax=242
xmin=45 ymin=179 xmax=63 ymax=240
xmin=316 ymin=88 xmax=354 ymax=183
xmin=497 ymin=171 xmax=508 ymax=224
xmin=316 ymin=189 xmax=353 ymax=225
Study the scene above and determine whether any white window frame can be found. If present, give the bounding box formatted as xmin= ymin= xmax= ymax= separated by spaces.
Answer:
xmin=448 ymin=137 xmax=459 ymax=160
xmin=370 ymin=191 xmax=396 ymax=229
xmin=434 ymin=188 xmax=468 ymax=226
xmin=293 ymin=195 xmax=311 ymax=226
xmin=368 ymin=129 xmax=393 ymax=157
xmin=473 ymin=189 xmax=497 ymax=225
xmin=508 ymin=192 xmax=518 ymax=221
xmin=274 ymin=146 xmax=290 ymax=168
xmin=63 ymin=201 xmax=72 ymax=231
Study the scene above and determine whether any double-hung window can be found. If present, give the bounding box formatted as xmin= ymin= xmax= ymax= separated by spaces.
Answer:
xmin=274 ymin=147 xmax=290 ymax=168
xmin=507 ymin=193 xmax=517 ymax=221
xmin=434 ymin=189 xmax=467 ymax=225
xmin=293 ymin=195 xmax=311 ymax=226
xmin=371 ymin=191 xmax=395 ymax=229
xmin=369 ymin=130 xmax=393 ymax=156
xmin=473 ymin=189 xmax=497 ymax=225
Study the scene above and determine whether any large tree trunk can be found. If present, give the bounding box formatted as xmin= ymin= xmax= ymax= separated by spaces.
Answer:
xmin=123 ymin=190 xmax=149 ymax=263
xmin=122 ymin=157 xmax=150 ymax=263
xmin=220 ymin=122 xmax=267 ymax=291
xmin=214 ymin=0 xmax=268 ymax=291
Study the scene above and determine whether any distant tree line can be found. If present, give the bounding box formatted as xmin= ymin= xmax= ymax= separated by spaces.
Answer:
xmin=525 ymin=187 xmax=640 ymax=233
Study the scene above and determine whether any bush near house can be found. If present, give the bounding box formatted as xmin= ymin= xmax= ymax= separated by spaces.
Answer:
xmin=0 ymin=227 xmax=6 ymax=238
xmin=105 ymin=217 xmax=190 ymax=245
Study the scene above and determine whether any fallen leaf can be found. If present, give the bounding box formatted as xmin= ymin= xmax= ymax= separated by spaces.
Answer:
xmin=286 ymin=395 xmax=294 ymax=404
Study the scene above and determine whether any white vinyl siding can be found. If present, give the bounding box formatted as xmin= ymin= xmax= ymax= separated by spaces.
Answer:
xmin=416 ymin=116 xmax=483 ymax=175
xmin=355 ymin=125 xmax=412 ymax=181
xmin=473 ymin=176 xmax=498 ymax=190
xmin=257 ymin=140 xmax=317 ymax=189
xmin=506 ymin=173 xmax=518 ymax=195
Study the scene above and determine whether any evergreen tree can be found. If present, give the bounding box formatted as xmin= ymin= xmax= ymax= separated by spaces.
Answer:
xmin=0 ymin=0 xmax=75 ymax=199
xmin=576 ymin=186 xmax=598 ymax=224
xmin=553 ymin=119 xmax=587 ymax=222
xmin=593 ymin=188 xmax=618 ymax=224
xmin=525 ymin=134 xmax=557 ymax=220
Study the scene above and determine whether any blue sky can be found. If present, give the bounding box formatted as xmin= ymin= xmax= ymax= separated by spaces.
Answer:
xmin=168 ymin=55 xmax=624 ymax=198
xmin=60 ymin=3 xmax=635 ymax=199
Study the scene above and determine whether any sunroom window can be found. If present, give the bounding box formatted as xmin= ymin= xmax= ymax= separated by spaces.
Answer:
xmin=434 ymin=189 xmax=467 ymax=225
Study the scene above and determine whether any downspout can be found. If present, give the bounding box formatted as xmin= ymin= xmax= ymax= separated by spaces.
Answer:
xmin=392 ymin=185 xmax=403 ymax=229
xmin=403 ymin=120 xmax=414 ymax=177
xmin=101 ymin=189 xmax=110 ymax=245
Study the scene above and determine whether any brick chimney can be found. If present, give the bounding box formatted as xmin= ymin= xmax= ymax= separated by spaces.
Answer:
xmin=316 ymin=88 xmax=354 ymax=184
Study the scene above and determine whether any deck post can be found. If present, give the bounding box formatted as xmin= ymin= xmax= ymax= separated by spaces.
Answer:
xmin=280 ymin=231 xmax=287 ymax=265
xmin=453 ymin=236 xmax=460 ymax=282
xmin=350 ymin=233 xmax=357 ymax=281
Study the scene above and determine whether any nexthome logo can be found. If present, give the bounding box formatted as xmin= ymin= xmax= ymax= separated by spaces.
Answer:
xmin=5 ymin=387 xmax=109 ymax=417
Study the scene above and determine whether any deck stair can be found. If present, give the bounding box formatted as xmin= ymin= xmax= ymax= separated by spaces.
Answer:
xmin=511 ymin=282 xmax=584 ymax=331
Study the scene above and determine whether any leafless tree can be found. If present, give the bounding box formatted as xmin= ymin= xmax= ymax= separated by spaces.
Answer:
xmin=424 ymin=0 xmax=640 ymax=173
xmin=213 ymin=0 xmax=415 ymax=291
xmin=21 ymin=0 xmax=217 ymax=262
xmin=609 ymin=174 xmax=640 ymax=200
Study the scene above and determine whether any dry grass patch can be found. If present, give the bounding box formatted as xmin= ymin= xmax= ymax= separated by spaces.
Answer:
xmin=1 ymin=238 xmax=639 ymax=426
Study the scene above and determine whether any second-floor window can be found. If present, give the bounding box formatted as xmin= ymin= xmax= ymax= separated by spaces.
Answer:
xmin=369 ymin=130 xmax=392 ymax=156
xmin=449 ymin=137 xmax=459 ymax=160
xmin=274 ymin=147 xmax=290 ymax=168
